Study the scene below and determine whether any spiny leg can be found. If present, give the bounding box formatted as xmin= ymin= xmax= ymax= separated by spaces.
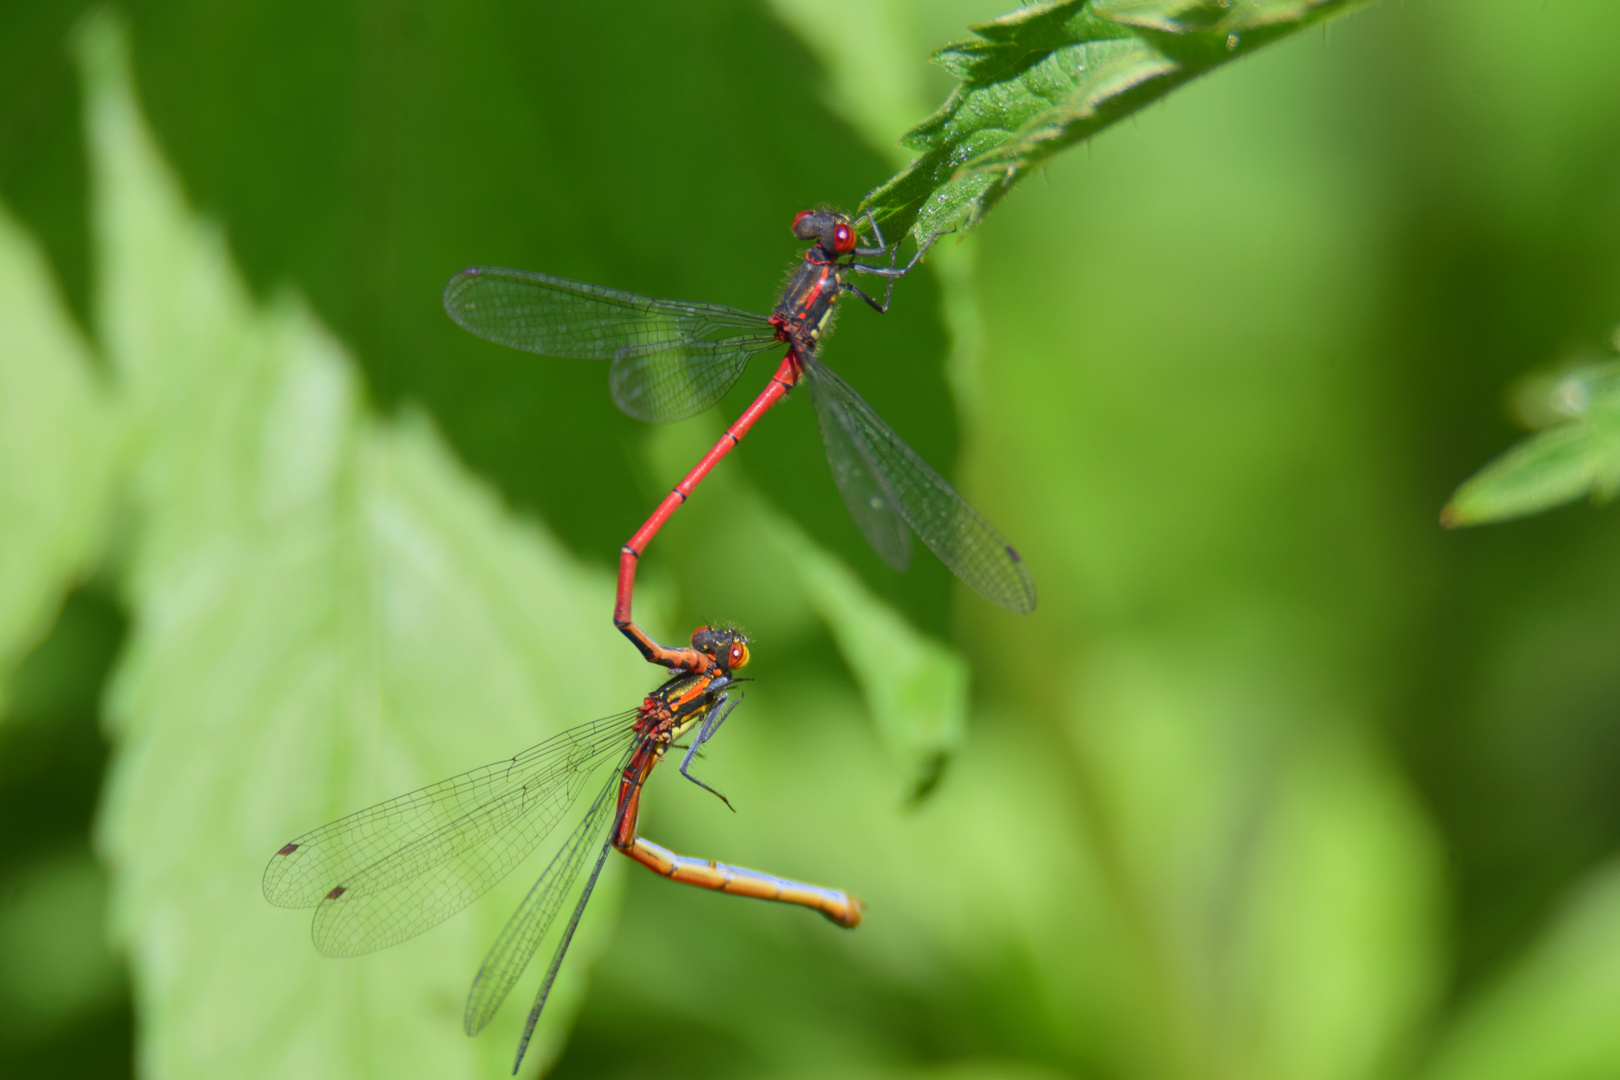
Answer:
xmin=845 ymin=225 xmax=954 ymax=312
xmin=851 ymin=209 xmax=891 ymax=258
xmin=679 ymin=693 xmax=741 ymax=811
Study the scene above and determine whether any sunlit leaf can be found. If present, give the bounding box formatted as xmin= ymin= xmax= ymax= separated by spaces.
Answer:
xmin=0 ymin=201 xmax=118 ymax=699
xmin=75 ymin=16 xmax=645 ymax=1078
xmin=862 ymin=0 xmax=1369 ymax=241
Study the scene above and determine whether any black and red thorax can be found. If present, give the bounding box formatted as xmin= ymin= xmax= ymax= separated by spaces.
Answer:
xmin=770 ymin=249 xmax=845 ymax=356
xmin=769 ymin=209 xmax=859 ymax=359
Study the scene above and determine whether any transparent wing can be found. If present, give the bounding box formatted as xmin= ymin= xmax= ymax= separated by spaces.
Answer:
xmin=263 ymin=711 xmax=637 ymax=956
xmin=811 ymin=378 xmax=910 ymax=571
xmin=462 ymin=764 xmax=624 ymax=1043
xmin=609 ymin=341 xmax=782 ymax=423
xmin=509 ymin=835 xmax=614 ymax=1074
xmin=443 ymin=266 xmax=781 ymax=421
xmin=805 ymin=358 xmax=1037 ymax=614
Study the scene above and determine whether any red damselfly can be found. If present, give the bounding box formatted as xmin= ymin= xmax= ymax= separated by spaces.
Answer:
xmin=264 ymin=627 xmax=853 ymax=1074
xmin=443 ymin=210 xmax=1036 ymax=669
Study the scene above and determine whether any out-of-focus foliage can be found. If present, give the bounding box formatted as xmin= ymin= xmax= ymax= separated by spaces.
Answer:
xmin=1423 ymin=862 xmax=1620 ymax=1080
xmin=5 ymin=2 xmax=1620 ymax=1080
xmin=773 ymin=517 xmax=969 ymax=802
xmin=1444 ymin=357 xmax=1620 ymax=527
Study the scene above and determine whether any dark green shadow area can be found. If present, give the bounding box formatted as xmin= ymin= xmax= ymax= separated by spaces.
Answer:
xmin=0 ymin=1 xmax=95 ymax=330
xmin=0 ymin=588 xmax=131 ymax=1080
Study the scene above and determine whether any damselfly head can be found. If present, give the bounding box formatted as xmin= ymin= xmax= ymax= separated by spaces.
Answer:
xmin=690 ymin=625 xmax=751 ymax=673
xmin=791 ymin=209 xmax=857 ymax=256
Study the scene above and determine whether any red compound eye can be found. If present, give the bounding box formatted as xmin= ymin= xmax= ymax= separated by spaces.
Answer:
xmin=833 ymin=222 xmax=856 ymax=254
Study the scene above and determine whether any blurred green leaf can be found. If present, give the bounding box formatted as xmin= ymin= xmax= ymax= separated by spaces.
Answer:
xmin=72 ymin=15 xmax=646 ymax=1078
xmin=862 ymin=0 xmax=1368 ymax=241
xmin=1443 ymin=360 xmax=1620 ymax=527
xmin=0 ymin=198 xmax=117 ymax=701
xmin=1420 ymin=860 xmax=1620 ymax=1080
xmin=1064 ymin=645 xmax=1443 ymax=1078
xmin=771 ymin=517 xmax=968 ymax=801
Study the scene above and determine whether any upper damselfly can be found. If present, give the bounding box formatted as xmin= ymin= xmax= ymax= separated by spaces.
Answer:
xmin=442 ymin=209 xmax=1036 ymax=667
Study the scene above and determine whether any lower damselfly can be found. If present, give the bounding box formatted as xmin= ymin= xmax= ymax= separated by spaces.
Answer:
xmin=264 ymin=627 xmax=856 ymax=1073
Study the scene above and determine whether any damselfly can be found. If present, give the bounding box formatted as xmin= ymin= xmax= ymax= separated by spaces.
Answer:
xmin=264 ymin=627 xmax=854 ymax=1073
xmin=443 ymin=210 xmax=1036 ymax=668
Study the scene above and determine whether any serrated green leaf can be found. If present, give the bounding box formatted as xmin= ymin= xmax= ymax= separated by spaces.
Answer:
xmin=862 ymin=0 xmax=1368 ymax=242
xmin=0 ymin=201 xmax=119 ymax=701
xmin=74 ymin=15 xmax=646 ymax=1078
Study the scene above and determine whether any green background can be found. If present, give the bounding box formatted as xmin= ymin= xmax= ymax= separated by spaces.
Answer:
xmin=5 ymin=1 xmax=1620 ymax=1078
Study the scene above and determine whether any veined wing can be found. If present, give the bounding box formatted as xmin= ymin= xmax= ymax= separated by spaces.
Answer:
xmin=609 ymin=339 xmax=784 ymax=423
xmin=442 ymin=266 xmax=772 ymax=359
xmin=462 ymin=765 xmax=624 ymax=1044
xmin=443 ymin=267 xmax=782 ymax=422
xmin=811 ymin=377 xmax=911 ymax=572
xmin=263 ymin=711 xmax=637 ymax=955
xmin=805 ymin=358 xmax=1037 ymax=615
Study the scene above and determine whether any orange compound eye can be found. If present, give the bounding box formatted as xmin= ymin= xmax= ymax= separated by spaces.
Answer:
xmin=833 ymin=222 xmax=856 ymax=254
xmin=728 ymin=642 xmax=750 ymax=670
